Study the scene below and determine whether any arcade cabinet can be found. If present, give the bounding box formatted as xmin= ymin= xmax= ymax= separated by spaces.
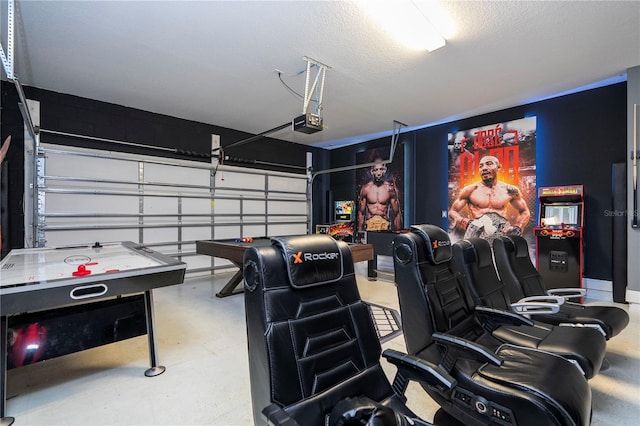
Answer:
xmin=534 ymin=185 xmax=584 ymax=289
xmin=316 ymin=200 xmax=356 ymax=242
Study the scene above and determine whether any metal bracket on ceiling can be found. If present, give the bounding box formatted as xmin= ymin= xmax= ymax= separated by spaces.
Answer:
xmin=301 ymin=56 xmax=331 ymax=116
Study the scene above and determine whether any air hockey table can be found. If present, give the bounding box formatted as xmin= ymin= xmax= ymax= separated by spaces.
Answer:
xmin=0 ymin=241 xmax=186 ymax=425
xmin=196 ymin=237 xmax=374 ymax=297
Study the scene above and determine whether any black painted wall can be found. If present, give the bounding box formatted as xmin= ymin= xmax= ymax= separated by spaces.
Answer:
xmin=1 ymin=82 xmax=330 ymax=254
xmin=331 ymin=83 xmax=627 ymax=281
xmin=0 ymin=83 xmax=25 ymax=259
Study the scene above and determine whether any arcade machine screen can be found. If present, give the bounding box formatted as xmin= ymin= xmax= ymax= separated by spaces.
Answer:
xmin=335 ymin=200 xmax=355 ymax=222
xmin=543 ymin=204 xmax=580 ymax=227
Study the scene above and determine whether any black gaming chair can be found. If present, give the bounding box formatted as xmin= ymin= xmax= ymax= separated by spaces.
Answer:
xmin=242 ymin=234 xmax=462 ymax=426
xmin=492 ymin=235 xmax=629 ymax=340
xmin=392 ymin=224 xmax=592 ymax=426
xmin=451 ymin=236 xmax=607 ymax=379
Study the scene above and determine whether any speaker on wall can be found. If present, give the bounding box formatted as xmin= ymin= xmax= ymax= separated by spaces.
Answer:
xmin=612 ymin=162 xmax=627 ymax=303
xmin=326 ymin=190 xmax=333 ymax=224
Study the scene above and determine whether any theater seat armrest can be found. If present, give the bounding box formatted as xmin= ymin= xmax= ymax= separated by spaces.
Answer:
xmin=511 ymin=300 xmax=561 ymax=315
xmin=262 ymin=403 xmax=302 ymax=426
xmin=432 ymin=332 xmax=503 ymax=366
xmin=382 ymin=348 xmax=457 ymax=392
xmin=547 ymin=287 xmax=587 ymax=301
xmin=475 ymin=305 xmax=535 ymax=327
xmin=518 ymin=295 xmax=565 ymax=305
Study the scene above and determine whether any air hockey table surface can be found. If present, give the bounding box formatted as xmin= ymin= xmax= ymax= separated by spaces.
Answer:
xmin=0 ymin=241 xmax=186 ymax=315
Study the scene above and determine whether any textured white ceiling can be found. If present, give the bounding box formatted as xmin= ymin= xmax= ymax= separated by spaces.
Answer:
xmin=4 ymin=0 xmax=640 ymax=149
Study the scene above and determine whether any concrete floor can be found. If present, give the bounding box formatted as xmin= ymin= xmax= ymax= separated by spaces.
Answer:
xmin=4 ymin=267 xmax=640 ymax=425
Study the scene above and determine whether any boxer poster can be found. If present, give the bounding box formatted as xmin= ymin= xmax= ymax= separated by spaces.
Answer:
xmin=356 ymin=147 xmax=404 ymax=234
xmin=447 ymin=117 xmax=537 ymax=256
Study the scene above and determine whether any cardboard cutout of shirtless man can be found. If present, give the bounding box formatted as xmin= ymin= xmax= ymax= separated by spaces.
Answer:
xmin=449 ymin=155 xmax=530 ymax=240
xmin=358 ymin=160 xmax=402 ymax=232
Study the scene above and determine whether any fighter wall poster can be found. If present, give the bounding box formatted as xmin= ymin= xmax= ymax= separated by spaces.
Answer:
xmin=356 ymin=147 xmax=405 ymax=236
xmin=448 ymin=117 xmax=537 ymax=259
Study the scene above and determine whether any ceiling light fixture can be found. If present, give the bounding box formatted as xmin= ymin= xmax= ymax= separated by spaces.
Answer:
xmin=360 ymin=0 xmax=447 ymax=52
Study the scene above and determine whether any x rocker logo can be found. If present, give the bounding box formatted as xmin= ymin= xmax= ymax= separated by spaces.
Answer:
xmin=432 ymin=240 xmax=451 ymax=249
xmin=292 ymin=251 xmax=339 ymax=263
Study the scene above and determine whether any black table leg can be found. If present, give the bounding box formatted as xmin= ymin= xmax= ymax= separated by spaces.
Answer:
xmin=367 ymin=255 xmax=378 ymax=281
xmin=215 ymin=263 xmax=245 ymax=298
xmin=143 ymin=290 xmax=165 ymax=377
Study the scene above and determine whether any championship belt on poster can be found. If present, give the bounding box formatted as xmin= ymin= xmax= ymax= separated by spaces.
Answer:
xmin=366 ymin=215 xmax=390 ymax=231
xmin=463 ymin=212 xmax=521 ymax=241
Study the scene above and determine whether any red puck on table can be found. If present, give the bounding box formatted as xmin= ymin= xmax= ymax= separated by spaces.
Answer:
xmin=72 ymin=264 xmax=92 ymax=276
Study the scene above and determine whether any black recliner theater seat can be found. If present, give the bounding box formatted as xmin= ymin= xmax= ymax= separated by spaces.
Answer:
xmin=242 ymin=234 xmax=463 ymax=426
xmin=393 ymin=225 xmax=593 ymax=426
xmin=493 ymin=235 xmax=629 ymax=340
xmin=451 ymin=236 xmax=607 ymax=379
